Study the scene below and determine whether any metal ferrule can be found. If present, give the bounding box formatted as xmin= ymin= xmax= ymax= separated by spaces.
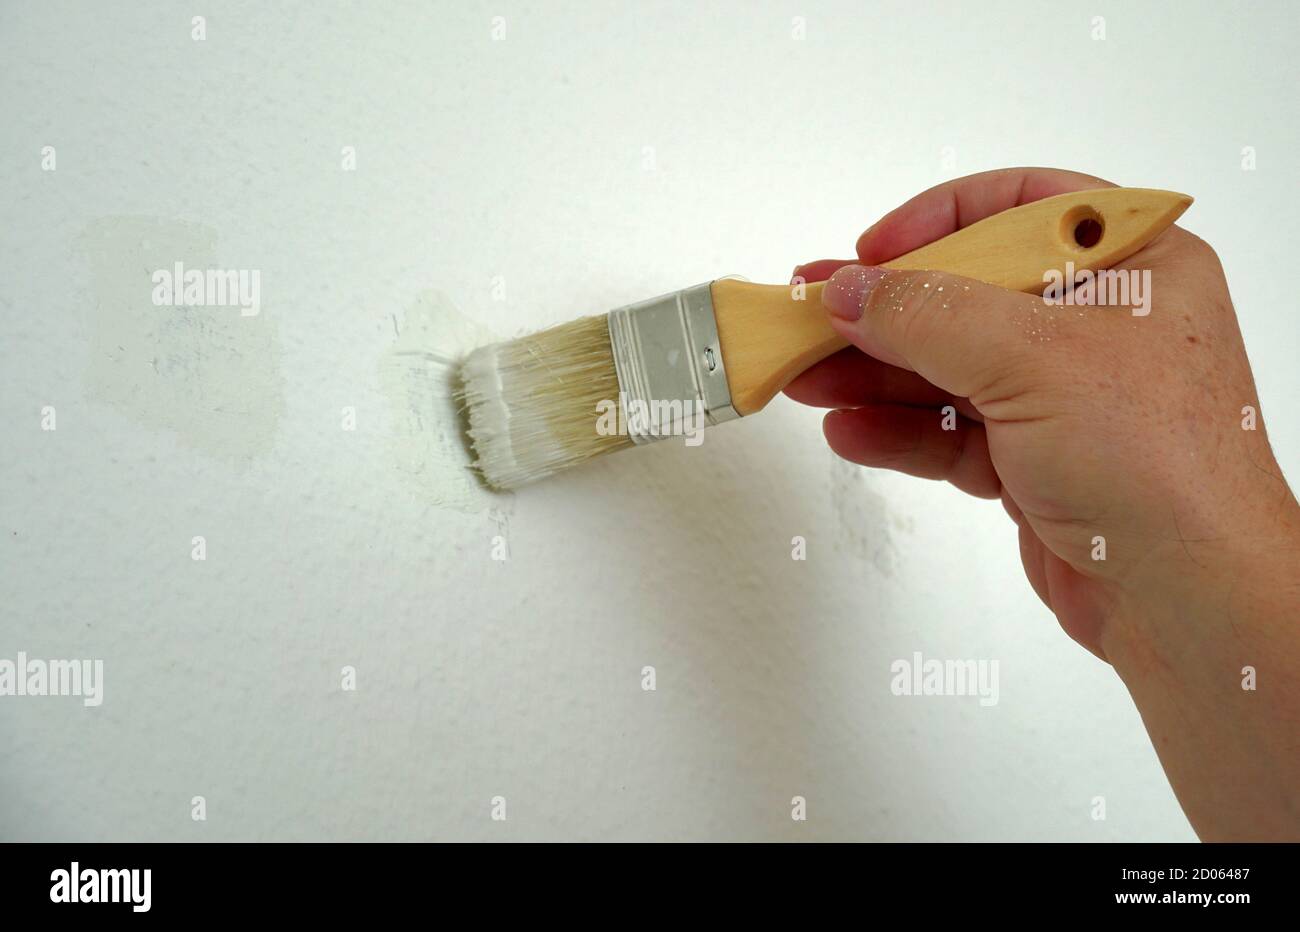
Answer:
xmin=606 ymin=281 xmax=739 ymax=445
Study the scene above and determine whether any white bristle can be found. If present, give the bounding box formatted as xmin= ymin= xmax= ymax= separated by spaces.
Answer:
xmin=458 ymin=315 xmax=633 ymax=490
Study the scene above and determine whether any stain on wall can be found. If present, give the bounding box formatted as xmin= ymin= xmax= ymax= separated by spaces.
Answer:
xmin=79 ymin=217 xmax=284 ymax=463
xmin=830 ymin=452 xmax=902 ymax=574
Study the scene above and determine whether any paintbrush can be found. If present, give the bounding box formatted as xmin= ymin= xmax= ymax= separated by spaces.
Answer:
xmin=460 ymin=187 xmax=1191 ymax=489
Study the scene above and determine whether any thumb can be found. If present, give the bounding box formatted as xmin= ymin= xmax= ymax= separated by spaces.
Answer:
xmin=821 ymin=264 xmax=1050 ymax=408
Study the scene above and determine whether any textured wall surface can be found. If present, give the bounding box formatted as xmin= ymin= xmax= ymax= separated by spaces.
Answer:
xmin=2 ymin=1 xmax=1296 ymax=841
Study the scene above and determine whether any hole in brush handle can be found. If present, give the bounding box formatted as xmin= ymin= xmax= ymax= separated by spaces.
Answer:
xmin=1060 ymin=204 xmax=1106 ymax=250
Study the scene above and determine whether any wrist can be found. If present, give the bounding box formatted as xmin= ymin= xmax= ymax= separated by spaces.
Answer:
xmin=1103 ymin=503 xmax=1300 ymax=683
xmin=1097 ymin=503 xmax=1300 ymax=841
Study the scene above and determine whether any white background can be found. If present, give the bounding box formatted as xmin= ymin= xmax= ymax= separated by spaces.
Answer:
xmin=2 ymin=1 xmax=1296 ymax=840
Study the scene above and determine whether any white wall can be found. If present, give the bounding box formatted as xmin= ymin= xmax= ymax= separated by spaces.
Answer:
xmin=2 ymin=0 xmax=1295 ymax=841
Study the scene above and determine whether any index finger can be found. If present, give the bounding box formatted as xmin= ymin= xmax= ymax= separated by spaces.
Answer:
xmin=856 ymin=167 xmax=1117 ymax=264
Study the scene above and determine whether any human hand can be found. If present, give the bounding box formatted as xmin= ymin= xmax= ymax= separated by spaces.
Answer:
xmin=787 ymin=168 xmax=1300 ymax=839
xmin=788 ymin=167 xmax=1298 ymax=662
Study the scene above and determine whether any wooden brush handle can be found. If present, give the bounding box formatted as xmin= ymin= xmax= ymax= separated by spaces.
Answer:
xmin=713 ymin=187 xmax=1192 ymax=416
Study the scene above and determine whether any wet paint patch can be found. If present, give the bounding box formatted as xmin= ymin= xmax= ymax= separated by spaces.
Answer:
xmin=379 ymin=290 xmax=512 ymax=515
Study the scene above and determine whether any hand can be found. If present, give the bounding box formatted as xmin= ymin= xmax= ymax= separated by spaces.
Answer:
xmin=787 ymin=167 xmax=1300 ymax=839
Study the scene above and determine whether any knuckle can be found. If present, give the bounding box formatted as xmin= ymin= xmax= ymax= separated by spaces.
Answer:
xmin=1180 ymin=231 xmax=1225 ymax=277
xmin=1161 ymin=228 xmax=1224 ymax=278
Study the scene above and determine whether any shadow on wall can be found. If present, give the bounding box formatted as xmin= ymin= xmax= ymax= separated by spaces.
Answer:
xmin=549 ymin=410 xmax=930 ymax=839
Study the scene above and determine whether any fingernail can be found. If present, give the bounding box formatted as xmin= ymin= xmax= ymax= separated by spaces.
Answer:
xmin=790 ymin=263 xmax=806 ymax=285
xmin=822 ymin=265 xmax=887 ymax=321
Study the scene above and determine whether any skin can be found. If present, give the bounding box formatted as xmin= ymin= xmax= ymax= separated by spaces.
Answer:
xmin=786 ymin=167 xmax=1300 ymax=841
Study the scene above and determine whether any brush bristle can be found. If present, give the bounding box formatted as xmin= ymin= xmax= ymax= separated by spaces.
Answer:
xmin=458 ymin=314 xmax=633 ymax=490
